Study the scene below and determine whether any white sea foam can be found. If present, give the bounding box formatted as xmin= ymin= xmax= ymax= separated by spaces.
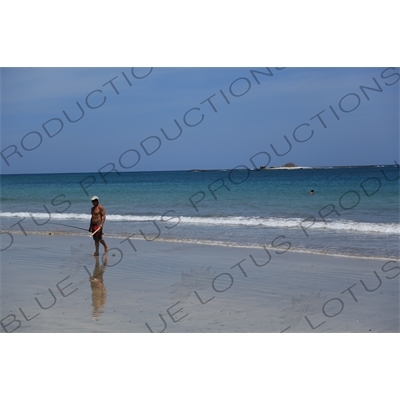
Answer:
xmin=1 ymin=212 xmax=399 ymax=235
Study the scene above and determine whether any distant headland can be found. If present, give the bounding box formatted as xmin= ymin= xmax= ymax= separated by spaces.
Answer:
xmin=258 ymin=162 xmax=311 ymax=170
xmin=187 ymin=163 xmax=396 ymax=173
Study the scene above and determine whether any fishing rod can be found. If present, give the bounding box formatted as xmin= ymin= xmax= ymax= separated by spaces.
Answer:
xmin=51 ymin=219 xmax=159 ymax=233
xmin=50 ymin=222 xmax=89 ymax=231
xmin=51 ymin=222 xmax=102 ymax=237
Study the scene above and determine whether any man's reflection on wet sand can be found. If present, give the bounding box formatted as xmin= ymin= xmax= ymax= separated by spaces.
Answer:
xmin=90 ymin=256 xmax=108 ymax=320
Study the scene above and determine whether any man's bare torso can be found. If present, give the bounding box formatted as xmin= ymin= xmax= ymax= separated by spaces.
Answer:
xmin=91 ymin=205 xmax=105 ymax=225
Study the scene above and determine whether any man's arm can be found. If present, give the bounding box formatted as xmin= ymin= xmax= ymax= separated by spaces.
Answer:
xmin=100 ymin=205 xmax=106 ymax=227
xmin=89 ymin=207 xmax=93 ymax=231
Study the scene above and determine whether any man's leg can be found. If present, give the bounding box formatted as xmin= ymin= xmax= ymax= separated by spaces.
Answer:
xmin=93 ymin=239 xmax=100 ymax=256
xmin=100 ymin=239 xmax=109 ymax=253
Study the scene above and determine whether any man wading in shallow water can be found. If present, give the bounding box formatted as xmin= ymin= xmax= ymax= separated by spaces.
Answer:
xmin=89 ymin=196 xmax=109 ymax=256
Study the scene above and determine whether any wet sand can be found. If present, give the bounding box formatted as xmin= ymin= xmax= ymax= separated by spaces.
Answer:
xmin=1 ymin=233 xmax=399 ymax=333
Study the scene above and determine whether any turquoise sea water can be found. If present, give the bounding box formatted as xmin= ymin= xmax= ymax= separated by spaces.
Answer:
xmin=1 ymin=166 xmax=399 ymax=259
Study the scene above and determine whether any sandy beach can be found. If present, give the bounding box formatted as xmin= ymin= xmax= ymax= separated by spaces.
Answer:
xmin=1 ymin=232 xmax=398 ymax=333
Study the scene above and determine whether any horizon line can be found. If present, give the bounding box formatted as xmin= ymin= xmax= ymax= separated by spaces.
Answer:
xmin=0 ymin=163 xmax=397 ymax=176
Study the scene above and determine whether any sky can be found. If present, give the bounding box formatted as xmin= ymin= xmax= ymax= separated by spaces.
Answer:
xmin=1 ymin=67 xmax=399 ymax=174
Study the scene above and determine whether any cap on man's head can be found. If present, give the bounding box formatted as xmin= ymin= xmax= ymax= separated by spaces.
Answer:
xmin=91 ymin=196 xmax=99 ymax=201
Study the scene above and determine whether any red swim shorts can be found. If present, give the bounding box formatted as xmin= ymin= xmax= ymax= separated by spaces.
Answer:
xmin=91 ymin=225 xmax=103 ymax=240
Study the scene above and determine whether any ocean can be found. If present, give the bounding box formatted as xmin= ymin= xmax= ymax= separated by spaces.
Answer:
xmin=1 ymin=166 xmax=399 ymax=259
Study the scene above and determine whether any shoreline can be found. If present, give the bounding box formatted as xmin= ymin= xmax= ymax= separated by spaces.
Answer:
xmin=3 ymin=229 xmax=399 ymax=261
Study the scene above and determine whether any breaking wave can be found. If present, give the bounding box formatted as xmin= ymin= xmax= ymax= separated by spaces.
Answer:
xmin=1 ymin=212 xmax=398 ymax=235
